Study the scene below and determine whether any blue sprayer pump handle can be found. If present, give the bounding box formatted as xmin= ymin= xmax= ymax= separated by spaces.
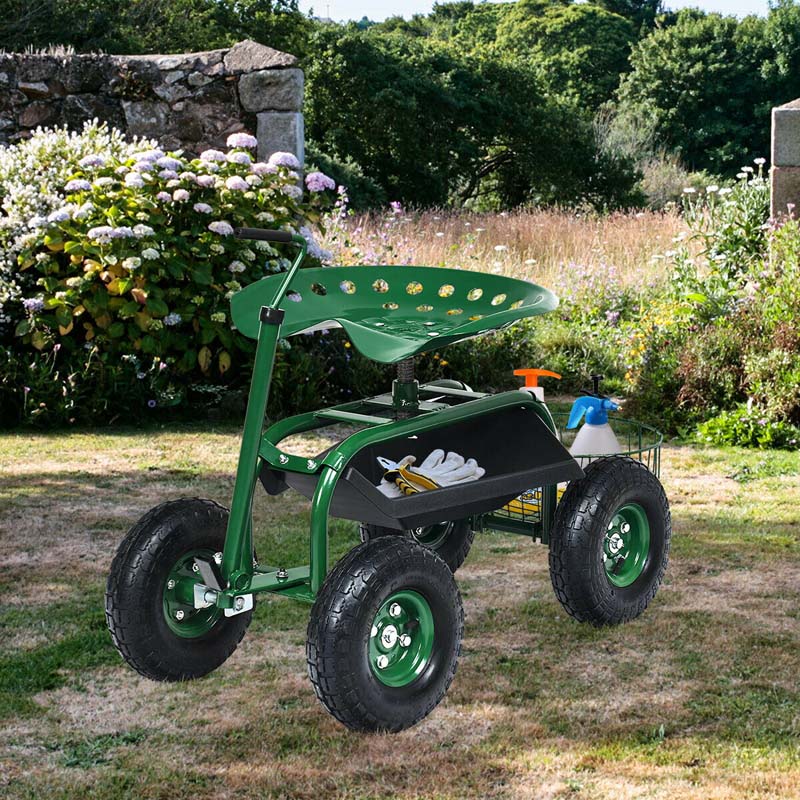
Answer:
xmin=566 ymin=396 xmax=620 ymax=429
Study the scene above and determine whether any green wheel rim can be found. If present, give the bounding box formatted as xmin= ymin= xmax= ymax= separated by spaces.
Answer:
xmin=369 ymin=590 xmax=435 ymax=687
xmin=412 ymin=522 xmax=452 ymax=549
xmin=162 ymin=549 xmax=223 ymax=638
xmin=603 ymin=503 xmax=651 ymax=588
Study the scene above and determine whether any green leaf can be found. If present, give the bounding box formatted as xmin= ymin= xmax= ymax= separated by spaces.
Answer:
xmin=108 ymin=322 xmax=125 ymax=338
xmin=146 ymin=298 xmax=169 ymax=316
xmin=686 ymin=293 xmax=708 ymax=304
xmin=15 ymin=319 xmax=31 ymax=337
xmin=191 ymin=266 xmax=213 ymax=285
xmin=141 ymin=335 xmax=157 ymax=354
xmin=55 ymin=307 xmax=72 ymax=328
xmin=64 ymin=241 xmax=83 ymax=253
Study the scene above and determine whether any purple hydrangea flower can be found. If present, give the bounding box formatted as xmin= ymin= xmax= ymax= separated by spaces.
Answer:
xmin=179 ymin=171 xmax=196 ymax=182
xmin=156 ymin=191 xmax=172 ymax=203
xmin=267 ymin=151 xmax=301 ymax=169
xmin=195 ymin=174 xmax=216 ymax=188
xmin=225 ymin=176 xmax=249 ymax=192
xmin=22 ymin=297 xmax=45 ymax=313
xmin=47 ymin=208 xmax=71 ymax=223
xmin=125 ymin=172 xmax=145 ymax=188
xmin=193 ymin=202 xmax=213 ymax=214
xmin=156 ymin=156 xmax=183 ymax=171
xmin=251 ymin=162 xmax=277 ymax=176
xmin=65 ymin=179 xmax=92 ymax=192
xmin=226 ymin=132 xmax=258 ymax=149
xmin=227 ymin=151 xmax=252 ymax=165
xmin=132 ymin=160 xmax=154 ymax=173
xmin=200 ymin=149 xmax=226 ymax=162
xmin=172 ymin=188 xmax=190 ymax=202
xmin=28 ymin=215 xmax=48 ymax=228
xmin=209 ymin=220 xmax=234 ymax=236
xmin=87 ymin=225 xmax=117 ymax=243
xmin=159 ymin=169 xmax=179 ymax=180
xmin=163 ymin=312 xmax=182 ymax=327
xmin=78 ymin=154 xmax=106 ymax=169
xmin=281 ymin=184 xmax=303 ymax=200
xmin=114 ymin=226 xmax=135 ymax=239
xmin=135 ymin=149 xmax=165 ymax=163
xmin=305 ymin=171 xmax=336 ymax=193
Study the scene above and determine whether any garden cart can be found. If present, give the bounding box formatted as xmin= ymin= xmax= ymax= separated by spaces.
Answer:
xmin=106 ymin=229 xmax=671 ymax=733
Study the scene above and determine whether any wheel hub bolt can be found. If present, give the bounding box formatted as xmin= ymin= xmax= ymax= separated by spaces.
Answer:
xmin=621 ymin=522 xmax=631 ymax=534
xmin=370 ymin=625 xmax=378 ymax=638
xmin=381 ymin=624 xmax=398 ymax=647
xmin=389 ymin=603 xmax=402 ymax=618
xmin=234 ymin=596 xmax=245 ymax=611
xmin=167 ymin=579 xmax=176 ymax=590
xmin=192 ymin=563 xmax=199 ymax=573
xmin=175 ymin=610 xmax=185 ymax=621
xmin=213 ymin=552 xmax=223 ymax=565
xmin=399 ymin=634 xmax=411 ymax=647
xmin=376 ymin=655 xmax=389 ymax=669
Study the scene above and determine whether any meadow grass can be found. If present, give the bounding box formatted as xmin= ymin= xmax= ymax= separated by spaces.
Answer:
xmin=325 ymin=208 xmax=689 ymax=289
xmin=0 ymin=426 xmax=798 ymax=799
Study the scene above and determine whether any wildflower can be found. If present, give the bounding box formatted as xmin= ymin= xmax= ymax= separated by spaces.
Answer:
xmin=65 ymin=179 xmax=91 ymax=192
xmin=156 ymin=156 xmax=183 ymax=171
xmin=172 ymin=189 xmax=190 ymax=202
xmin=305 ymin=171 xmax=336 ymax=192
xmin=227 ymin=151 xmax=252 ymax=165
xmin=706 ymin=185 xmax=719 ymax=193
xmin=78 ymin=154 xmax=106 ymax=169
xmin=524 ymin=258 xmax=537 ymax=265
xmin=225 ymin=176 xmax=250 ymax=192
xmin=605 ymin=310 xmax=620 ymax=326
xmin=227 ymin=132 xmax=258 ymax=149
xmin=737 ymin=172 xmax=748 ymax=180
xmin=211 ymin=311 xmax=227 ymax=323
xmin=754 ymin=157 xmax=767 ymax=166
xmin=267 ymin=151 xmax=301 ymax=169
xmin=133 ymin=224 xmax=155 ymax=238
xmin=195 ymin=174 xmax=216 ymax=188
xmin=209 ymin=220 xmax=234 ymax=236
xmin=142 ymin=248 xmax=160 ymax=260
xmin=200 ymin=149 xmax=226 ymax=162
xmin=123 ymin=257 xmax=141 ymax=271
xmin=193 ymin=202 xmax=213 ymax=214
xmin=719 ymin=187 xmax=733 ymax=196
xmin=159 ymin=169 xmax=179 ymax=180
xmin=494 ymin=244 xmax=508 ymax=252
xmin=137 ymin=371 xmax=146 ymax=380
xmin=163 ymin=312 xmax=182 ymax=327
xmin=47 ymin=208 xmax=71 ymax=223
xmin=390 ymin=201 xmax=403 ymax=214
xmin=281 ymin=184 xmax=303 ymax=200
xmin=682 ymin=187 xmax=697 ymax=194
xmin=251 ymin=162 xmax=277 ymax=175
xmin=22 ymin=297 xmax=45 ymax=313
xmin=436 ymin=232 xmax=444 ymax=237
xmin=742 ymin=166 xmax=754 ymax=174
xmin=228 ymin=260 xmax=247 ymax=273
xmin=147 ymin=399 xmax=157 ymax=408
xmin=125 ymin=172 xmax=145 ymax=188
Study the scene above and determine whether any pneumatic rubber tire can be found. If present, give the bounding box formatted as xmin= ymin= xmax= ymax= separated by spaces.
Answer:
xmin=306 ymin=537 xmax=463 ymax=732
xmin=549 ymin=457 xmax=671 ymax=626
xmin=105 ymin=498 xmax=253 ymax=681
xmin=359 ymin=520 xmax=475 ymax=573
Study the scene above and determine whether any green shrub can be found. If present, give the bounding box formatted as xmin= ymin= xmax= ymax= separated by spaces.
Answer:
xmin=698 ymin=405 xmax=800 ymax=450
xmin=1 ymin=126 xmax=337 ymax=426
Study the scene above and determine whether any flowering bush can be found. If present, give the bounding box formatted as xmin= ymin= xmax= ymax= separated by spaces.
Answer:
xmin=1 ymin=125 xmax=338 ymax=425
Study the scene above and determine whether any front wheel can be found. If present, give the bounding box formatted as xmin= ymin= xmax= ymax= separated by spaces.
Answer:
xmin=548 ymin=457 xmax=671 ymax=626
xmin=105 ymin=498 xmax=253 ymax=681
xmin=307 ymin=537 xmax=463 ymax=732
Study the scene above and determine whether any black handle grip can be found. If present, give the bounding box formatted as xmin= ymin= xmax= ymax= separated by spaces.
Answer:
xmin=234 ymin=227 xmax=293 ymax=243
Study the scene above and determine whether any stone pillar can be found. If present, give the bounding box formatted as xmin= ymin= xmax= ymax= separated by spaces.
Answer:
xmin=771 ymin=99 xmax=800 ymax=218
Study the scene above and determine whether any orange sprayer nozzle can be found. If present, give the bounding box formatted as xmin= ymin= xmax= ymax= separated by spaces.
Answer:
xmin=514 ymin=368 xmax=562 ymax=388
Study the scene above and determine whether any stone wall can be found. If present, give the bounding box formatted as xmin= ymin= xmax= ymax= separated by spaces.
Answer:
xmin=0 ymin=39 xmax=304 ymax=164
xmin=771 ymin=98 xmax=800 ymax=218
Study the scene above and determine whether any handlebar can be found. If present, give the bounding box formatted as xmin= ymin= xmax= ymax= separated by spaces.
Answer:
xmin=234 ymin=227 xmax=296 ymax=244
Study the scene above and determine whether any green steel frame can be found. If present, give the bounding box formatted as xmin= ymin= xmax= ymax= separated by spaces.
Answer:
xmin=206 ymin=235 xmax=565 ymax=612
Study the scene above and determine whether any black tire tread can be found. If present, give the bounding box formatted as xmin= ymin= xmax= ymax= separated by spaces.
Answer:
xmin=549 ymin=457 xmax=671 ymax=626
xmin=307 ymin=537 xmax=463 ymax=732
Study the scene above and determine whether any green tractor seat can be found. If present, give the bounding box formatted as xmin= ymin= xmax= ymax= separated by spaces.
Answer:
xmin=230 ymin=265 xmax=558 ymax=364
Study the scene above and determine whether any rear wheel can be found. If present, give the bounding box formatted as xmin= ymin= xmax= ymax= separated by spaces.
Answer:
xmin=307 ymin=537 xmax=463 ymax=732
xmin=359 ymin=519 xmax=474 ymax=573
xmin=105 ymin=498 xmax=253 ymax=681
xmin=548 ymin=457 xmax=671 ymax=626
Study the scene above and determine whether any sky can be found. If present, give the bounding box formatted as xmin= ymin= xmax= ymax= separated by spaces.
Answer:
xmin=298 ymin=0 xmax=769 ymax=23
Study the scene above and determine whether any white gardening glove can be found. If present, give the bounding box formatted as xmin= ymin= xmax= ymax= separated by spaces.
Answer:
xmin=375 ymin=455 xmax=416 ymax=498
xmin=406 ymin=449 xmax=485 ymax=489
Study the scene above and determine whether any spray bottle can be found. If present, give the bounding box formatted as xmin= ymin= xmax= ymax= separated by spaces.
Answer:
xmin=514 ymin=369 xmax=561 ymax=402
xmin=567 ymin=375 xmax=622 ymax=468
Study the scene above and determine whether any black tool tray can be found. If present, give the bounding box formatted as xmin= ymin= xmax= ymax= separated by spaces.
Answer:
xmin=260 ymin=404 xmax=583 ymax=530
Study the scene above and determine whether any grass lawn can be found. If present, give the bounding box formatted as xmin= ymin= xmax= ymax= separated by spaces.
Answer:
xmin=0 ymin=425 xmax=798 ymax=799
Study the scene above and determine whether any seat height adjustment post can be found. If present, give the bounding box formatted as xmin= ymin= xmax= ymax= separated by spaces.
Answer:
xmin=392 ymin=357 xmax=419 ymax=418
